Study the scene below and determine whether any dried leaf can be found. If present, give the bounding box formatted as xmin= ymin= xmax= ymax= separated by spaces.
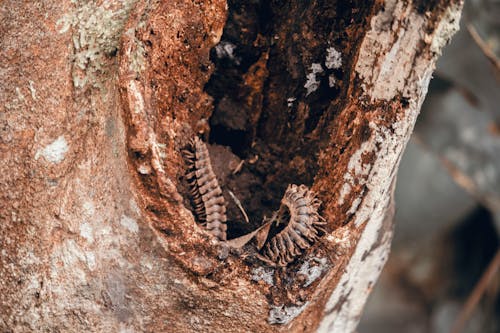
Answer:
xmin=224 ymin=220 xmax=273 ymax=249
xmin=256 ymin=221 xmax=272 ymax=250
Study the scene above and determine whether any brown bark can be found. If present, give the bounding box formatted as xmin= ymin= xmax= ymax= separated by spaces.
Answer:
xmin=0 ymin=0 xmax=462 ymax=332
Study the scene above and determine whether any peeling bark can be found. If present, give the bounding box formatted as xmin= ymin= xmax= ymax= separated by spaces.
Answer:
xmin=0 ymin=0 xmax=462 ymax=332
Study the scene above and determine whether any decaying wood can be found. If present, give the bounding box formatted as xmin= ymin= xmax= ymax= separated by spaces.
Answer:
xmin=0 ymin=0 xmax=463 ymax=332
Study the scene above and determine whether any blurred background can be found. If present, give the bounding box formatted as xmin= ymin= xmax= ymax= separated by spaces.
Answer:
xmin=359 ymin=1 xmax=500 ymax=332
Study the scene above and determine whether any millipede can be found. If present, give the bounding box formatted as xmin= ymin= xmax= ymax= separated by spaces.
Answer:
xmin=182 ymin=136 xmax=227 ymax=241
xmin=256 ymin=184 xmax=326 ymax=267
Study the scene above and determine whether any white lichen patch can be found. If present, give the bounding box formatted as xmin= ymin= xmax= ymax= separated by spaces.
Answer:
xmin=98 ymin=225 xmax=112 ymax=238
xmin=128 ymin=80 xmax=145 ymax=115
xmin=55 ymin=14 xmax=72 ymax=34
xmin=353 ymin=112 xmax=428 ymax=228
xmin=287 ymin=97 xmax=296 ymax=108
xmin=376 ymin=26 xmax=404 ymax=85
xmin=59 ymin=239 xmax=87 ymax=267
xmin=215 ymin=42 xmax=234 ymax=58
xmin=348 ymin=197 xmax=362 ymax=215
xmin=215 ymin=41 xmax=240 ymax=64
xmin=15 ymin=87 xmax=26 ymax=103
xmin=317 ymin=209 xmax=392 ymax=333
xmin=28 ymin=80 xmax=37 ymax=100
xmin=157 ymin=142 xmax=167 ymax=159
xmin=28 ymin=80 xmax=37 ymax=101
xmin=125 ymin=28 xmax=147 ymax=75
xmin=355 ymin=1 xmax=429 ymax=100
xmin=25 ymin=276 xmax=42 ymax=294
xmin=325 ymin=46 xmax=342 ymax=69
xmin=129 ymin=198 xmax=140 ymax=216
xmin=79 ymin=222 xmax=94 ymax=243
xmin=20 ymin=252 xmax=37 ymax=268
xmin=304 ymin=63 xmax=323 ymax=96
xmin=347 ymin=139 xmax=373 ymax=176
xmin=298 ymin=257 xmax=329 ymax=287
xmin=85 ymin=251 xmax=96 ymax=271
xmin=268 ymin=302 xmax=309 ymax=325
xmin=120 ymin=214 xmax=139 ymax=233
xmin=337 ymin=182 xmax=351 ymax=206
xmin=35 ymin=136 xmax=69 ymax=164
xmin=137 ymin=163 xmax=152 ymax=175
xmin=56 ymin=1 xmax=136 ymax=88
xmin=337 ymin=136 xmax=374 ymax=206
xmin=48 ymin=239 xmax=91 ymax=292
xmin=82 ymin=200 xmax=95 ymax=217
xmin=430 ymin=3 xmax=462 ymax=55
xmin=326 ymin=225 xmax=351 ymax=246
xmin=251 ymin=267 xmax=274 ymax=286
xmin=328 ymin=75 xmax=336 ymax=88
xmin=140 ymin=256 xmax=154 ymax=272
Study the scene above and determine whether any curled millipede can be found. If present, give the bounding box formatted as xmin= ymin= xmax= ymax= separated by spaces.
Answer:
xmin=257 ymin=184 xmax=326 ymax=267
xmin=182 ymin=136 xmax=227 ymax=241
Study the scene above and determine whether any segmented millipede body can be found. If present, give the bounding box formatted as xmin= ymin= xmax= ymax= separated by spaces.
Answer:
xmin=182 ymin=137 xmax=227 ymax=241
xmin=257 ymin=184 xmax=326 ymax=267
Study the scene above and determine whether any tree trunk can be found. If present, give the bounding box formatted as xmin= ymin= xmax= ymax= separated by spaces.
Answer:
xmin=0 ymin=0 xmax=462 ymax=332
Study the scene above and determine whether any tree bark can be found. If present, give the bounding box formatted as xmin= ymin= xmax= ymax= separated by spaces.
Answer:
xmin=0 ymin=0 xmax=462 ymax=332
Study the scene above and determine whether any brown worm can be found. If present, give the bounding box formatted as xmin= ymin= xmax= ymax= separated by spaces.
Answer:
xmin=257 ymin=184 xmax=326 ymax=267
xmin=182 ymin=137 xmax=227 ymax=241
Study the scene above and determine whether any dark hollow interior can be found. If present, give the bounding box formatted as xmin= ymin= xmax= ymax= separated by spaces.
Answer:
xmin=187 ymin=0 xmax=375 ymax=239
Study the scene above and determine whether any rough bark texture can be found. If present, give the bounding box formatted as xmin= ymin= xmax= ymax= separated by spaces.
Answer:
xmin=0 ymin=0 xmax=462 ymax=332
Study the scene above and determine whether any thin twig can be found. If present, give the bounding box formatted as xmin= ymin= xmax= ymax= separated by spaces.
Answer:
xmin=466 ymin=23 xmax=500 ymax=74
xmin=228 ymin=190 xmax=249 ymax=223
xmin=450 ymin=248 xmax=500 ymax=333
xmin=232 ymin=160 xmax=245 ymax=175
